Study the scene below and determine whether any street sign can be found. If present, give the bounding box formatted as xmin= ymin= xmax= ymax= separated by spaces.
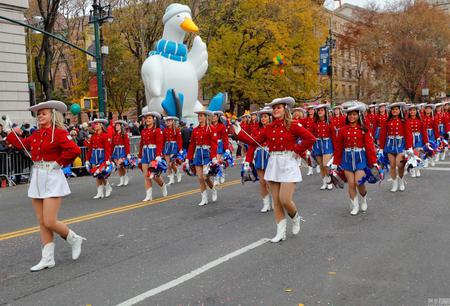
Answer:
xmin=319 ymin=46 xmax=330 ymax=76
xmin=422 ymin=88 xmax=429 ymax=96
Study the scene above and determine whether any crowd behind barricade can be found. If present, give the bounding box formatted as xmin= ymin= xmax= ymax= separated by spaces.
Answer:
xmin=0 ymin=118 xmax=198 ymax=186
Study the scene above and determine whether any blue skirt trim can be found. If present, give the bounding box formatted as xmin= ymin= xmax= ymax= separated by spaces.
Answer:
xmin=340 ymin=148 xmax=368 ymax=172
xmin=90 ymin=149 xmax=105 ymax=165
xmin=427 ymin=129 xmax=436 ymax=143
xmin=163 ymin=141 xmax=179 ymax=155
xmin=141 ymin=147 xmax=156 ymax=164
xmin=385 ymin=136 xmax=405 ymax=154
xmin=254 ymin=147 xmax=269 ymax=170
xmin=412 ymin=133 xmax=423 ymax=149
xmin=312 ymin=138 xmax=334 ymax=156
xmin=111 ymin=146 xmax=126 ymax=160
xmin=192 ymin=148 xmax=211 ymax=166
xmin=217 ymin=140 xmax=225 ymax=154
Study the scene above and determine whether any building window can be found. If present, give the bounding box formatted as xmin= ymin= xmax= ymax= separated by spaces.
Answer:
xmin=341 ymin=84 xmax=346 ymax=97
xmin=348 ymin=70 xmax=352 ymax=79
xmin=341 ymin=67 xmax=345 ymax=79
xmin=349 ymin=85 xmax=353 ymax=96
xmin=62 ymin=78 xmax=68 ymax=90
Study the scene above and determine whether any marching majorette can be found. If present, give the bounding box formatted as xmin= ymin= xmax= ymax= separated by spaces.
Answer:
xmin=86 ymin=118 xmax=113 ymax=199
xmin=434 ymin=102 xmax=448 ymax=161
xmin=211 ymin=110 xmax=230 ymax=184
xmin=185 ymin=109 xmax=219 ymax=206
xmin=406 ymin=105 xmax=425 ymax=178
xmin=233 ymin=97 xmax=316 ymax=243
xmin=244 ymin=107 xmax=272 ymax=212
xmin=366 ymin=104 xmax=378 ymax=137
xmin=312 ymin=103 xmax=336 ymax=190
xmin=292 ymin=107 xmax=306 ymax=121
xmin=379 ymin=102 xmax=413 ymax=192
xmin=112 ymin=120 xmax=131 ymax=187
xmin=422 ymin=104 xmax=439 ymax=167
xmin=332 ymin=102 xmax=377 ymax=215
xmin=375 ymin=103 xmax=388 ymax=145
xmin=5 ymin=100 xmax=85 ymax=271
xmin=139 ymin=111 xmax=168 ymax=201
xmin=162 ymin=116 xmax=183 ymax=185
xmin=302 ymin=105 xmax=318 ymax=175
xmin=330 ymin=105 xmax=346 ymax=135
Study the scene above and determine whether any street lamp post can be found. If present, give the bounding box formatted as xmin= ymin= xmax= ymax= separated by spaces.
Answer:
xmin=326 ymin=21 xmax=336 ymax=106
xmin=89 ymin=0 xmax=113 ymax=119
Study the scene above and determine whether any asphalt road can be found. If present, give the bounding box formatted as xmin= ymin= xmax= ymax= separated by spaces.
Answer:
xmin=1 ymin=158 xmax=450 ymax=306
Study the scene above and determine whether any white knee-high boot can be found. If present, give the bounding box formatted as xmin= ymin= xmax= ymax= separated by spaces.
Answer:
xmin=270 ymin=219 xmax=287 ymax=243
xmin=30 ymin=242 xmax=55 ymax=272
xmin=66 ymin=229 xmax=86 ymax=260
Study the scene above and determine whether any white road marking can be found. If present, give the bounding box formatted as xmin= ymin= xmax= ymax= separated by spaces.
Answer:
xmin=116 ymin=238 xmax=269 ymax=306
xmin=421 ymin=167 xmax=450 ymax=171
xmin=436 ymin=161 xmax=450 ymax=165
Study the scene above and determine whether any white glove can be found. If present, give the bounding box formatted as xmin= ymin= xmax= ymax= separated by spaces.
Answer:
xmin=225 ymin=149 xmax=231 ymax=154
xmin=378 ymin=149 xmax=383 ymax=154
xmin=179 ymin=150 xmax=184 ymax=154
xmin=407 ymin=148 xmax=414 ymax=155
xmin=233 ymin=121 xmax=242 ymax=134
xmin=85 ymin=161 xmax=91 ymax=170
xmin=243 ymin=162 xmax=250 ymax=170
xmin=425 ymin=143 xmax=430 ymax=147
xmin=155 ymin=156 xmax=162 ymax=162
xmin=106 ymin=160 xmax=111 ymax=166
xmin=184 ymin=159 xmax=190 ymax=165
xmin=127 ymin=154 xmax=131 ymax=159
xmin=305 ymin=150 xmax=311 ymax=158
xmin=330 ymin=164 xmax=338 ymax=171
xmin=212 ymin=157 xmax=218 ymax=164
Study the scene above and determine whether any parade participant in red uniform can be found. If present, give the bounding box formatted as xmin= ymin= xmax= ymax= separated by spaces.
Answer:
xmin=445 ymin=101 xmax=450 ymax=160
xmin=292 ymin=107 xmax=306 ymax=121
xmin=162 ymin=116 xmax=183 ymax=185
xmin=366 ymin=104 xmax=378 ymax=137
xmin=422 ymin=104 xmax=439 ymax=167
xmin=375 ymin=103 xmax=388 ymax=145
xmin=434 ymin=102 xmax=447 ymax=161
xmin=185 ymin=109 xmax=218 ymax=206
xmin=331 ymin=105 xmax=346 ymax=135
xmin=5 ymin=100 xmax=85 ymax=271
xmin=236 ymin=113 xmax=250 ymax=159
xmin=112 ymin=120 xmax=131 ymax=187
xmin=332 ymin=102 xmax=377 ymax=215
xmin=139 ymin=111 xmax=167 ymax=201
xmin=212 ymin=110 xmax=230 ymax=184
xmin=244 ymin=107 xmax=272 ymax=212
xmin=86 ymin=118 xmax=113 ymax=199
xmin=303 ymin=105 xmax=317 ymax=176
xmin=233 ymin=97 xmax=316 ymax=243
xmin=249 ymin=111 xmax=259 ymax=135
xmin=379 ymin=102 xmax=413 ymax=192
xmin=312 ymin=104 xmax=336 ymax=190
xmin=406 ymin=105 xmax=425 ymax=178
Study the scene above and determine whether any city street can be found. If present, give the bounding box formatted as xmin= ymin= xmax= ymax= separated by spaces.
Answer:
xmin=1 ymin=160 xmax=449 ymax=306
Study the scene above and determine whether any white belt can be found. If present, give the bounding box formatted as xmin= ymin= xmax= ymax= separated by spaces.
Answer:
xmin=34 ymin=161 xmax=61 ymax=171
xmin=270 ymin=150 xmax=294 ymax=157
xmin=114 ymin=145 xmax=124 ymax=148
xmin=318 ymin=137 xmax=330 ymax=141
xmin=413 ymin=132 xmax=421 ymax=136
xmin=167 ymin=141 xmax=177 ymax=143
xmin=344 ymin=147 xmax=364 ymax=152
xmin=196 ymin=145 xmax=211 ymax=149
xmin=93 ymin=148 xmax=104 ymax=151
xmin=387 ymin=136 xmax=404 ymax=139
xmin=143 ymin=144 xmax=157 ymax=149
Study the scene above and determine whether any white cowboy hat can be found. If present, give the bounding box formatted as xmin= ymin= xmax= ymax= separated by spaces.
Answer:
xmin=265 ymin=97 xmax=295 ymax=108
xmin=314 ymin=103 xmax=331 ymax=110
xmin=142 ymin=111 xmax=162 ymax=120
xmin=213 ymin=111 xmax=224 ymax=116
xmin=28 ymin=100 xmax=67 ymax=113
xmin=163 ymin=116 xmax=179 ymax=121
xmin=195 ymin=108 xmax=214 ymax=116
xmin=114 ymin=120 xmax=127 ymax=125
xmin=257 ymin=107 xmax=273 ymax=115
xmin=425 ymin=104 xmax=436 ymax=109
xmin=388 ymin=102 xmax=407 ymax=109
xmin=292 ymin=107 xmax=306 ymax=113
xmin=90 ymin=118 xmax=108 ymax=125
xmin=343 ymin=103 xmax=366 ymax=114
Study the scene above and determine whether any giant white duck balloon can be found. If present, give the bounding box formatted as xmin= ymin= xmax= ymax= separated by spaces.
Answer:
xmin=141 ymin=3 xmax=208 ymax=118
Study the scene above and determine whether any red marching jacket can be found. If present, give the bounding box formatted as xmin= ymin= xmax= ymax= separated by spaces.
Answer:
xmin=435 ymin=112 xmax=448 ymax=135
xmin=139 ymin=127 xmax=164 ymax=158
xmin=163 ymin=127 xmax=182 ymax=150
xmin=406 ymin=117 xmax=427 ymax=145
xmin=376 ymin=113 xmax=388 ymax=133
xmin=422 ymin=115 xmax=439 ymax=142
xmin=330 ymin=115 xmax=346 ymax=131
xmin=301 ymin=116 xmax=315 ymax=132
xmin=112 ymin=132 xmax=130 ymax=156
xmin=6 ymin=127 xmax=80 ymax=167
xmin=187 ymin=125 xmax=218 ymax=160
xmin=245 ymin=125 xmax=267 ymax=164
xmin=212 ymin=123 xmax=230 ymax=152
xmin=366 ymin=113 xmax=378 ymax=136
xmin=333 ymin=125 xmax=377 ymax=166
xmin=86 ymin=131 xmax=112 ymax=162
xmin=237 ymin=119 xmax=316 ymax=157
xmin=312 ymin=119 xmax=337 ymax=144
xmin=378 ymin=118 xmax=413 ymax=150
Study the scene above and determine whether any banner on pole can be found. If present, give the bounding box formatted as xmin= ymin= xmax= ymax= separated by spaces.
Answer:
xmin=319 ymin=46 xmax=330 ymax=76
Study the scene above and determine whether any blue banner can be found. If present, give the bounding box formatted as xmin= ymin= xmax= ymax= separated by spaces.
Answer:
xmin=319 ymin=46 xmax=330 ymax=76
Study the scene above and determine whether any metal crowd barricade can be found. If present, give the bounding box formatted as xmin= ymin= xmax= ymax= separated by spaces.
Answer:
xmin=72 ymin=146 xmax=88 ymax=169
xmin=0 ymin=151 xmax=9 ymax=184
xmin=129 ymin=136 xmax=141 ymax=157
xmin=7 ymin=150 xmax=32 ymax=186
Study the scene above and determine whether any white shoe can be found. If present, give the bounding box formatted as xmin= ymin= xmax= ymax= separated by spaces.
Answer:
xmin=326 ymin=176 xmax=333 ymax=190
xmin=399 ymin=177 xmax=405 ymax=192
xmin=306 ymin=167 xmax=313 ymax=176
xmin=123 ymin=174 xmax=129 ymax=186
xmin=441 ymin=151 xmax=446 ymax=161
xmin=320 ymin=177 xmax=327 ymax=190
xmin=93 ymin=185 xmax=104 ymax=199
xmin=211 ymin=188 xmax=217 ymax=202
xmin=143 ymin=188 xmax=152 ymax=201
xmin=423 ymin=159 xmax=429 ymax=168
xmin=168 ymin=174 xmax=175 ymax=185
xmin=316 ymin=166 xmax=321 ymax=174
xmin=219 ymin=176 xmax=225 ymax=184
xmin=198 ymin=191 xmax=208 ymax=206
xmin=416 ymin=169 xmax=421 ymax=177
xmin=431 ymin=159 xmax=436 ymax=167
xmin=270 ymin=219 xmax=287 ymax=243
xmin=411 ymin=169 xmax=416 ymax=178
xmin=435 ymin=153 xmax=440 ymax=162
xmin=161 ymin=183 xmax=168 ymax=197
xmin=390 ymin=178 xmax=398 ymax=192
xmin=260 ymin=195 xmax=271 ymax=212
xmin=360 ymin=193 xmax=368 ymax=212
xmin=66 ymin=229 xmax=86 ymax=260
xmin=176 ymin=171 xmax=182 ymax=183
xmin=104 ymin=182 xmax=112 ymax=197
xmin=117 ymin=176 xmax=124 ymax=187
xmin=350 ymin=197 xmax=359 ymax=215
xmin=30 ymin=242 xmax=55 ymax=272
xmin=291 ymin=213 xmax=301 ymax=235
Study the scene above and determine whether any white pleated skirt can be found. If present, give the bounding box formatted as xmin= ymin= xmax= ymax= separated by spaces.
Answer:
xmin=28 ymin=167 xmax=71 ymax=199
xmin=264 ymin=152 xmax=302 ymax=183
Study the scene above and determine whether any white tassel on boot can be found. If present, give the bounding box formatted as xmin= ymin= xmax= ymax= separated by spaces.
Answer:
xmin=30 ymin=242 xmax=55 ymax=272
xmin=320 ymin=177 xmax=327 ymax=190
xmin=117 ymin=176 xmax=124 ymax=187
xmin=350 ymin=197 xmax=359 ymax=216
xmin=211 ymin=188 xmax=217 ymax=202
xmin=104 ymin=182 xmax=112 ymax=198
xmin=306 ymin=166 xmax=313 ymax=176
xmin=198 ymin=191 xmax=209 ymax=206
xmin=260 ymin=195 xmax=271 ymax=212
xmin=270 ymin=219 xmax=287 ymax=243
xmin=291 ymin=213 xmax=302 ymax=235
xmin=143 ymin=188 xmax=152 ymax=201
xmin=168 ymin=174 xmax=175 ymax=185
xmin=399 ymin=176 xmax=405 ymax=192
xmin=66 ymin=229 xmax=86 ymax=260
xmin=360 ymin=193 xmax=368 ymax=212
xmin=93 ymin=185 xmax=104 ymax=199
xmin=390 ymin=177 xmax=399 ymax=192
xmin=161 ymin=183 xmax=168 ymax=197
